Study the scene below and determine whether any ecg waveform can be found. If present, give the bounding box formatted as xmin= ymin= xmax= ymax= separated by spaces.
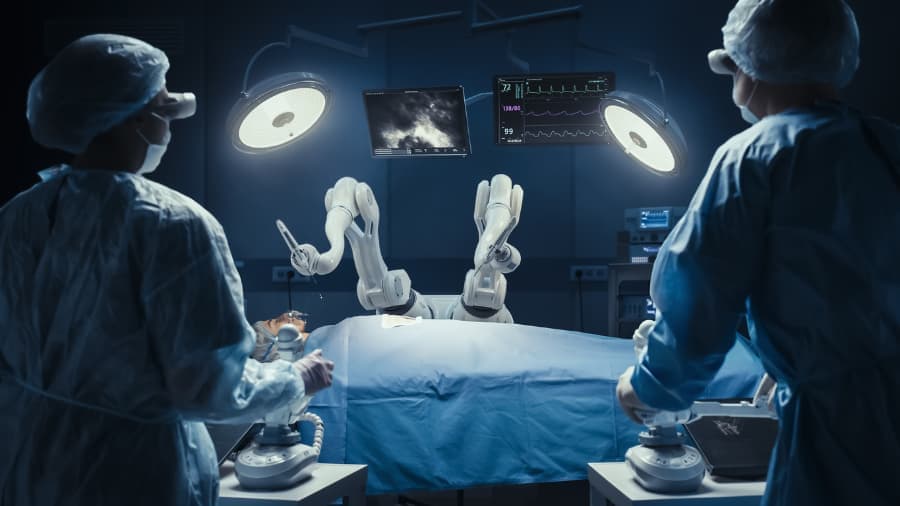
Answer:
xmin=525 ymin=82 xmax=609 ymax=96
xmin=524 ymin=129 xmax=605 ymax=138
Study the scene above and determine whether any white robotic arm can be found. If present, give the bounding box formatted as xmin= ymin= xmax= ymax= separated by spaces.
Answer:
xmin=278 ymin=174 xmax=523 ymax=322
xmin=279 ymin=177 xmax=360 ymax=276
xmin=344 ymin=182 xmax=434 ymax=317
xmin=277 ymin=177 xmax=434 ymax=318
xmin=473 ymin=174 xmax=523 ymax=273
xmin=448 ymin=174 xmax=523 ymax=323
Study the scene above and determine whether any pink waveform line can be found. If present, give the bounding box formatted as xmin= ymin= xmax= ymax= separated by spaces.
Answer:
xmin=523 ymin=108 xmax=601 ymax=117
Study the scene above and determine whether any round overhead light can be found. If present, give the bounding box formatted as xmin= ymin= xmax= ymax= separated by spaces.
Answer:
xmin=600 ymin=91 xmax=687 ymax=175
xmin=228 ymin=72 xmax=331 ymax=154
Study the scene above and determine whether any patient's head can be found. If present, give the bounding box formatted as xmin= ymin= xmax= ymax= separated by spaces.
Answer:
xmin=264 ymin=310 xmax=308 ymax=335
xmin=252 ymin=311 xmax=310 ymax=362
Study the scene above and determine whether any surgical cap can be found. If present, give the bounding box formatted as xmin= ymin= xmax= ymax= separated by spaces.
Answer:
xmin=27 ymin=34 xmax=170 ymax=154
xmin=722 ymin=0 xmax=860 ymax=87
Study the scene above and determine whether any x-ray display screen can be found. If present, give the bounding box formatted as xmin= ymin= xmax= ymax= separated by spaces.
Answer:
xmin=363 ymin=86 xmax=471 ymax=157
xmin=495 ymin=72 xmax=615 ymax=145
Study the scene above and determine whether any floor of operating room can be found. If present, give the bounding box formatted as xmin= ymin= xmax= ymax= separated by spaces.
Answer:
xmin=366 ymin=480 xmax=587 ymax=506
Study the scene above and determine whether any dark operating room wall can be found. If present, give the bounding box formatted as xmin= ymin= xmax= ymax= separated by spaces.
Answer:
xmin=14 ymin=0 xmax=900 ymax=334
xmin=13 ymin=0 xmax=208 ymax=211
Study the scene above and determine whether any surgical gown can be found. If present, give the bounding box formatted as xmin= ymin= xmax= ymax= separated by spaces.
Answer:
xmin=632 ymin=102 xmax=900 ymax=505
xmin=0 ymin=167 xmax=306 ymax=506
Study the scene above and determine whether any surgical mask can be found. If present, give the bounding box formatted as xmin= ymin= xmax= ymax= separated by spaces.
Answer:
xmin=734 ymin=80 xmax=761 ymax=124
xmin=135 ymin=112 xmax=171 ymax=175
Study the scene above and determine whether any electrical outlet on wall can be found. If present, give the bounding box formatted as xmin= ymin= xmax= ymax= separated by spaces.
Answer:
xmin=570 ymin=265 xmax=608 ymax=282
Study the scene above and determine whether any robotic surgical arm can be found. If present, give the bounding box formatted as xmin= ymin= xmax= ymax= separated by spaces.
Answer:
xmin=278 ymin=176 xmax=434 ymax=318
xmin=446 ymin=175 xmax=523 ymax=323
xmin=277 ymin=174 xmax=523 ymax=323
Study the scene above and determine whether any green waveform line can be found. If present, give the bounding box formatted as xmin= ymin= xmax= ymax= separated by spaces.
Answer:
xmin=525 ymin=84 xmax=606 ymax=95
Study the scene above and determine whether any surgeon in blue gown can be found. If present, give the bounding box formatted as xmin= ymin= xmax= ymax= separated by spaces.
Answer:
xmin=0 ymin=34 xmax=334 ymax=505
xmin=616 ymin=1 xmax=900 ymax=505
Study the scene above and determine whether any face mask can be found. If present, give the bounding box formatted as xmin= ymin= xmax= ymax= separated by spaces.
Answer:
xmin=135 ymin=112 xmax=171 ymax=175
xmin=734 ymin=79 xmax=761 ymax=124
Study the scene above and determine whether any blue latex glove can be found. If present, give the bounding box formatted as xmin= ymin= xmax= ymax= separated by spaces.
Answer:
xmin=293 ymin=349 xmax=334 ymax=395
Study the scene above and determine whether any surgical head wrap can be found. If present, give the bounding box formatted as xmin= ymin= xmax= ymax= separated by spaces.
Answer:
xmin=27 ymin=34 xmax=170 ymax=154
xmin=722 ymin=0 xmax=859 ymax=87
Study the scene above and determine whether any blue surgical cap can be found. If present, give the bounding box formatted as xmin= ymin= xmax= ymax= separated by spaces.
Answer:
xmin=722 ymin=0 xmax=860 ymax=87
xmin=26 ymin=34 xmax=170 ymax=154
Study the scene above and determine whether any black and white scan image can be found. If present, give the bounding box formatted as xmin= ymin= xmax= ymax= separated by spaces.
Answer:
xmin=365 ymin=88 xmax=468 ymax=150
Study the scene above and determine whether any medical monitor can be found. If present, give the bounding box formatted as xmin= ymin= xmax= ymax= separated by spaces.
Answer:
xmin=363 ymin=86 xmax=471 ymax=157
xmin=494 ymin=72 xmax=615 ymax=145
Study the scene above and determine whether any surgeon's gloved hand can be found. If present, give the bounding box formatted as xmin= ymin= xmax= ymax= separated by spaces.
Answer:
xmin=616 ymin=365 xmax=655 ymax=424
xmin=632 ymin=320 xmax=655 ymax=358
xmin=293 ymin=349 xmax=335 ymax=396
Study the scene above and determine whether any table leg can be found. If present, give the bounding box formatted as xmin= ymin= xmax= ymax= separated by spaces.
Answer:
xmin=590 ymin=487 xmax=610 ymax=506
xmin=343 ymin=483 xmax=366 ymax=505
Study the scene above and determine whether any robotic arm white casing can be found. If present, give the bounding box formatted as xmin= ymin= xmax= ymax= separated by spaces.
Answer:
xmin=278 ymin=174 xmax=523 ymax=323
xmin=447 ymin=175 xmax=523 ymax=323
xmin=278 ymin=177 xmax=433 ymax=318
xmin=344 ymin=181 xmax=434 ymax=317
xmin=283 ymin=177 xmax=358 ymax=276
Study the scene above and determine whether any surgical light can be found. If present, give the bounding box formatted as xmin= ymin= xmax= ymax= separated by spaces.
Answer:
xmin=229 ymin=72 xmax=330 ymax=154
xmin=600 ymin=91 xmax=686 ymax=176
xmin=227 ymin=7 xmax=588 ymax=154
xmin=228 ymin=24 xmax=363 ymax=155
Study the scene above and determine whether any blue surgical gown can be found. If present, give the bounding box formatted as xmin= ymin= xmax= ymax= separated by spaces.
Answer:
xmin=0 ymin=166 xmax=306 ymax=506
xmin=631 ymin=102 xmax=900 ymax=505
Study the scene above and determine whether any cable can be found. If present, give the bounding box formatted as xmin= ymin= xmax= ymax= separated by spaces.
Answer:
xmin=241 ymin=40 xmax=291 ymax=95
xmin=310 ymin=275 xmax=326 ymax=305
xmin=575 ymin=269 xmax=584 ymax=331
xmin=294 ymin=412 xmax=325 ymax=453
xmin=464 ymin=92 xmax=493 ymax=105
xmin=287 ymin=270 xmax=294 ymax=310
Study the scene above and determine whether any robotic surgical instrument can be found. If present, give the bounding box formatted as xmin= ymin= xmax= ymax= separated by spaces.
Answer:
xmin=276 ymin=174 xmax=523 ymax=323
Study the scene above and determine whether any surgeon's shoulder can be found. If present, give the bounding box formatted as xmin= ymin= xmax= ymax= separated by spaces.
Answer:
xmin=0 ymin=176 xmax=65 ymax=226
xmin=0 ymin=180 xmax=43 ymax=216
xmin=127 ymin=176 xmax=225 ymax=242
xmin=714 ymin=110 xmax=838 ymax=167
